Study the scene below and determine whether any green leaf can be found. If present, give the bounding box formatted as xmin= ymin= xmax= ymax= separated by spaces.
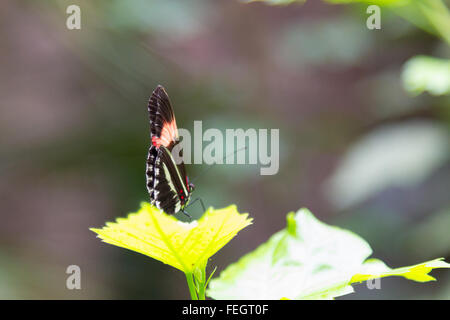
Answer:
xmin=207 ymin=208 xmax=450 ymax=300
xmin=351 ymin=258 xmax=450 ymax=283
xmin=402 ymin=55 xmax=450 ymax=96
xmin=91 ymin=202 xmax=252 ymax=274
xmin=207 ymin=208 xmax=371 ymax=300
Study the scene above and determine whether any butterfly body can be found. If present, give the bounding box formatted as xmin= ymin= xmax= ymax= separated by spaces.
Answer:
xmin=146 ymin=85 xmax=195 ymax=215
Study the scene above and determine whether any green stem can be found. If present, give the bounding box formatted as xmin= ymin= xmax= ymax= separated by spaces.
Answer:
xmin=185 ymin=273 xmax=198 ymax=300
xmin=197 ymin=281 xmax=206 ymax=300
xmin=193 ymin=267 xmax=207 ymax=300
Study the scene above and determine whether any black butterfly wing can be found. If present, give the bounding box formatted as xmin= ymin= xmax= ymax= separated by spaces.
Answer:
xmin=148 ymin=85 xmax=179 ymax=150
xmin=146 ymin=85 xmax=191 ymax=214
xmin=146 ymin=145 xmax=190 ymax=214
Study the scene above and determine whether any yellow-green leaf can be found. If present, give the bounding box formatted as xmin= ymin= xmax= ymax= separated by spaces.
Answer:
xmin=207 ymin=208 xmax=450 ymax=300
xmin=90 ymin=203 xmax=252 ymax=274
xmin=351 ymin=258 xmax=450 ymax=283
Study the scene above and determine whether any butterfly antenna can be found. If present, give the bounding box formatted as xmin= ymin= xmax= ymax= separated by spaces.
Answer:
xmin=191 ymin=146 xmax=247 ymax=184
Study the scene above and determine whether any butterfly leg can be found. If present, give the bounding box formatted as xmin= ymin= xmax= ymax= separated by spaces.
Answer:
xmin=186 ymin=197 xmax=206 ymax=212
xmin=181 ymin=209 xmax=192 ymax=221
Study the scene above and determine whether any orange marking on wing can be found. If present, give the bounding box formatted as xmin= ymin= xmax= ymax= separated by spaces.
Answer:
xmin=152 ymin=119 xmax=178 ymax=148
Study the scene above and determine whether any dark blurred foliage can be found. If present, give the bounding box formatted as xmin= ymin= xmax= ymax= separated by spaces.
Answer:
xmin=0 ymin=0 xmax=448 ymax=299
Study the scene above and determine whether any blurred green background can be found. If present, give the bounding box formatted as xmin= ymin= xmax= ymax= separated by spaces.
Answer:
xmin=0 ymin=0 xmax=449 ymax=299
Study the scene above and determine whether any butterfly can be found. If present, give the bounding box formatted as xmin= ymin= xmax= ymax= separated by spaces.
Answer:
xmin=146 ymin=85 xmax=203 ymax=216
